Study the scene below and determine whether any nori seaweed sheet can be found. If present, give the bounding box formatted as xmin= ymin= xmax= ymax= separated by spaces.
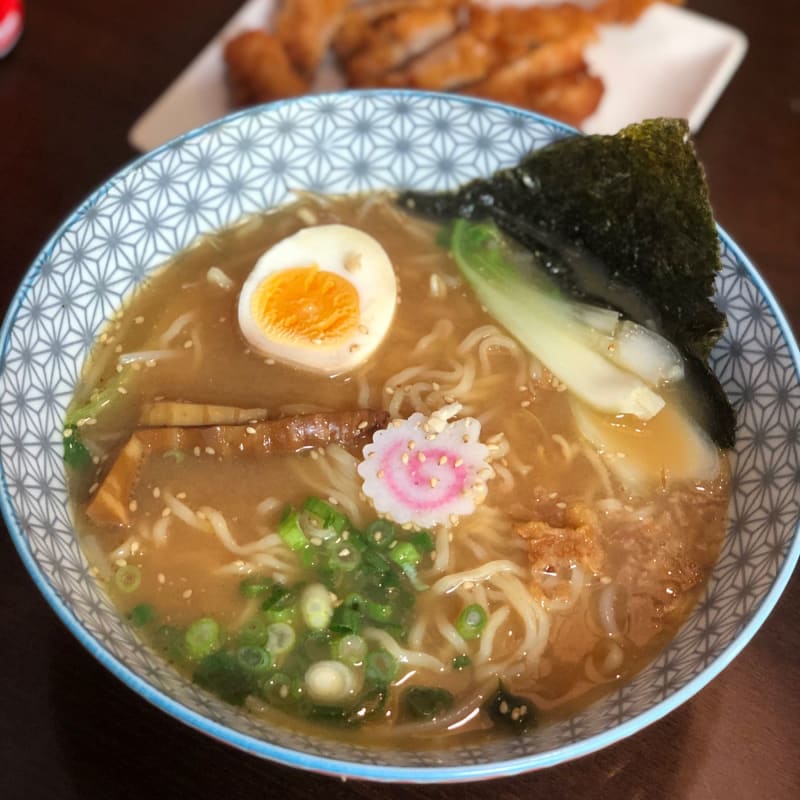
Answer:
xmin=399 ymin=118 xmax=737 ymax=448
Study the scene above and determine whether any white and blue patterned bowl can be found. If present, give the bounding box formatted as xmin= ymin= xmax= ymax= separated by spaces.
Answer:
xmin=1 ymin=92 xmax=799 ymax=782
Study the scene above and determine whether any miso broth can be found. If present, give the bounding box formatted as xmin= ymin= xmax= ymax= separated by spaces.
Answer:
xmin=67 ymin=193 xmax=729 ymax=748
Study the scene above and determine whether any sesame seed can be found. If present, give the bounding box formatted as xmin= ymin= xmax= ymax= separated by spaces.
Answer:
xmin=153 ymin=487 xmax=161 ymax=498
xmin=145 ymin=359 xmax=156 ymax=368
xmin=161 ymin=508 xmax=171 ymax=518
xmin=157 ymin=573 xmax=166 ymax=584
xmin=385 ymin=387 xmax=395 ymax=395
xmin=130 ymin=541 xmax=140 ymax=555
xmin=193 ymin=446 xmax=201 ymax=456
xmin=377 ymin=469 xmax=385 ymax=478
xmin=407 ymin=440 xmax=416 ymax=450
xmin=182 ymin=589 xmax=193 ymax=599
xmin=114 ymin=344 xmax=123 ymax=354
xmin=279 ymin=685 xmax=289 ymax=699
xmin=556 ymin=501 xmax=567 ymax=509
xmin=63 ymin=428 xmax=73 ymax=438
xmin=520 ymin=399 xmax=531 ymax=407
xmin=266 ymin=358 xmax=275 ymax=365
xmin=432 ymin=382 xmax=440 ymax=391
xmin=449 ymin=514 xmax=459 ymax=527
xmin=310 ymin=536 xmax=323 ymax=546
xmin=204 ymin=447 xmax=216 ymax=455
xmin=339 ymin=548 xmax=351 ymax=557
xmin=418 ymin=452 xmax=426 ymax=462
xmin=429 ymin=477 xmax=438 ymax=488
xmin=134 ymin=316 xmax=144 ymax=324
xmin=115 ymin=558 xmax=127 ymax=568
xmin=128 ymin=500 xmax=138 ymax=512
xmin=454 ymin=458 xmax=463 ymax=467
xmin=88 ymin=482 xmax=99 ymax=494
xmin=328 ymin=497 xmax=339 ymax=506
xmin=462 ymin=435 xmax=470 ymax=443
xmin=358 ymin=324 xmax=368 ymax=335
xmin=310 ymin=450 xmax=319 ymax=460
xmin=357 ymin=420 xmax=368 ymax=430
xmin=245 ymin=427 xmax=257 ymax=435
xmin=177 ymin=492 xmax=187 ymax=500
xmin=499 ymin=701 xmax=509 ymax=715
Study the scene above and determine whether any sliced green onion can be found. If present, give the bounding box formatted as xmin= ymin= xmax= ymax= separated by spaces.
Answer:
xmin=128 ymin=602 xmax=156 ymax=627
xmin=389 ymin=541 xmax=421 ymax=569
xmin=114 ymin=565 xmax=141 ymax=594
xmin=365 ymin=649 xmax=398 ymax=685
xmin=262 ymin=671 xmax=302 ymax=710
xmin=411 ymin=530 xmax=435 ymax=553
xmin=305 ymin=660 xmax=357 ymax=704
xmin=266 ymin=622 xmax=296 ymax=657
xmin=279 ymin=508 xmax=309 ymax=552
xmin=302 ymin=496 xmax=349 ymax=533
xmin=455 ymin=603 xmax=488 ymax=640
xmin=403 ymin=686 xmax=453 ymax=720
xmin=328 ymin=542 xmax=361 ymax=573
xmin=63 ymin=427 xmax=92 ymax=469
xmin=261 ymin=584 xmax=299 ymax=623
xmin=362 ymin=547 xmax=393 ymax=577
xmin=300 ymin=583 xmax=334 ymax=630
xmin=329 ymin=604 xmax=362 ymax=635
xmin=366 ymin=519 xmax=395 ymax=547
xmin=184 ymin=617 xmax=222 ymax=660
xmin=365 ymin=599 xmax=393 ymax=623
xmin=333 ymin=634 xmax=367 ymax=666
xmin=452 ymin=654 xmax=472 ymax=671
xmin=237 ymin=614 xmax=270 ymax=647
xmin=236 ymin=645 xmax=273 ymax=674
xmin=239 ymin=576 xmax=273 ymax=599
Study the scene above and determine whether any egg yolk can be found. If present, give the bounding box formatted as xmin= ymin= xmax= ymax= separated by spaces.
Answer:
xmin=250 ymin=265 xmax=360 ymax=346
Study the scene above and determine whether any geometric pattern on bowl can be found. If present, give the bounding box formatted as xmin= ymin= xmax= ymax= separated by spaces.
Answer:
xmin=1 ymin=91 xmax=798 ymax=782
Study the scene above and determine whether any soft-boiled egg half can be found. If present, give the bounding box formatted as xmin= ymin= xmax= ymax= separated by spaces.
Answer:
xmin=237 ymin=224 xmax=397 ymax=374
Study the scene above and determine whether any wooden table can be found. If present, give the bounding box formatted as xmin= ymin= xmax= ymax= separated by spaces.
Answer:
xmin=1 ymin=2 xmax=798 ymax=797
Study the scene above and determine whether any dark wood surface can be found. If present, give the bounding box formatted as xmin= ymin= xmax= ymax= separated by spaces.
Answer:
xmin=1 ymin=2 xmax=798 ymax=797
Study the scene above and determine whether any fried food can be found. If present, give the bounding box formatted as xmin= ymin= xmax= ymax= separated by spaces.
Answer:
xmin=382 ymin=30 xmax=495 ymax=91
xmin=223 ymin=0 xmax=685 ymax=128
xmin=344 ymin=6 xmax=460 ymax=86
xmin=224 ymin=30 xmax=308 ymax=105
xmin=275 ymin=0 xmax=351 ymax=76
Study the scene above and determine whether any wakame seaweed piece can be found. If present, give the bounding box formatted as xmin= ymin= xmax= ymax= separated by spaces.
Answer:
xmin=485 ymin=682 xmax=537 ymax=734
xmin=400 ymin=119 xmax=736 ymax=448
xmin=193 ymin=651 xmax=254 ymax=706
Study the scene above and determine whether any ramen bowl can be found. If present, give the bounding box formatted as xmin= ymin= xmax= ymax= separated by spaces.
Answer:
xmin=1 ymin=92 xmax=799 ymax=782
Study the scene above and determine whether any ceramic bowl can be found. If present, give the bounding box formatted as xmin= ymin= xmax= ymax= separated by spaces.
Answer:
xmin=2 ymin=91 xmax=799 ymax=782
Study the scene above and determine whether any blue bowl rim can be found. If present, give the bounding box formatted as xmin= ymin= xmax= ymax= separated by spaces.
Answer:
xmin=2 ymin=89 xmax=800 ymax=783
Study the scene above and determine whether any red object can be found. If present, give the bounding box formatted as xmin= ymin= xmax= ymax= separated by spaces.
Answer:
xmin=0 ymin=0 xmax=23 ymax=57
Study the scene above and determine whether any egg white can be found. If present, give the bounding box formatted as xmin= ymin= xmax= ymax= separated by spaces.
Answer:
xmin=237 ymin=224 xmax=397 ymax=374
